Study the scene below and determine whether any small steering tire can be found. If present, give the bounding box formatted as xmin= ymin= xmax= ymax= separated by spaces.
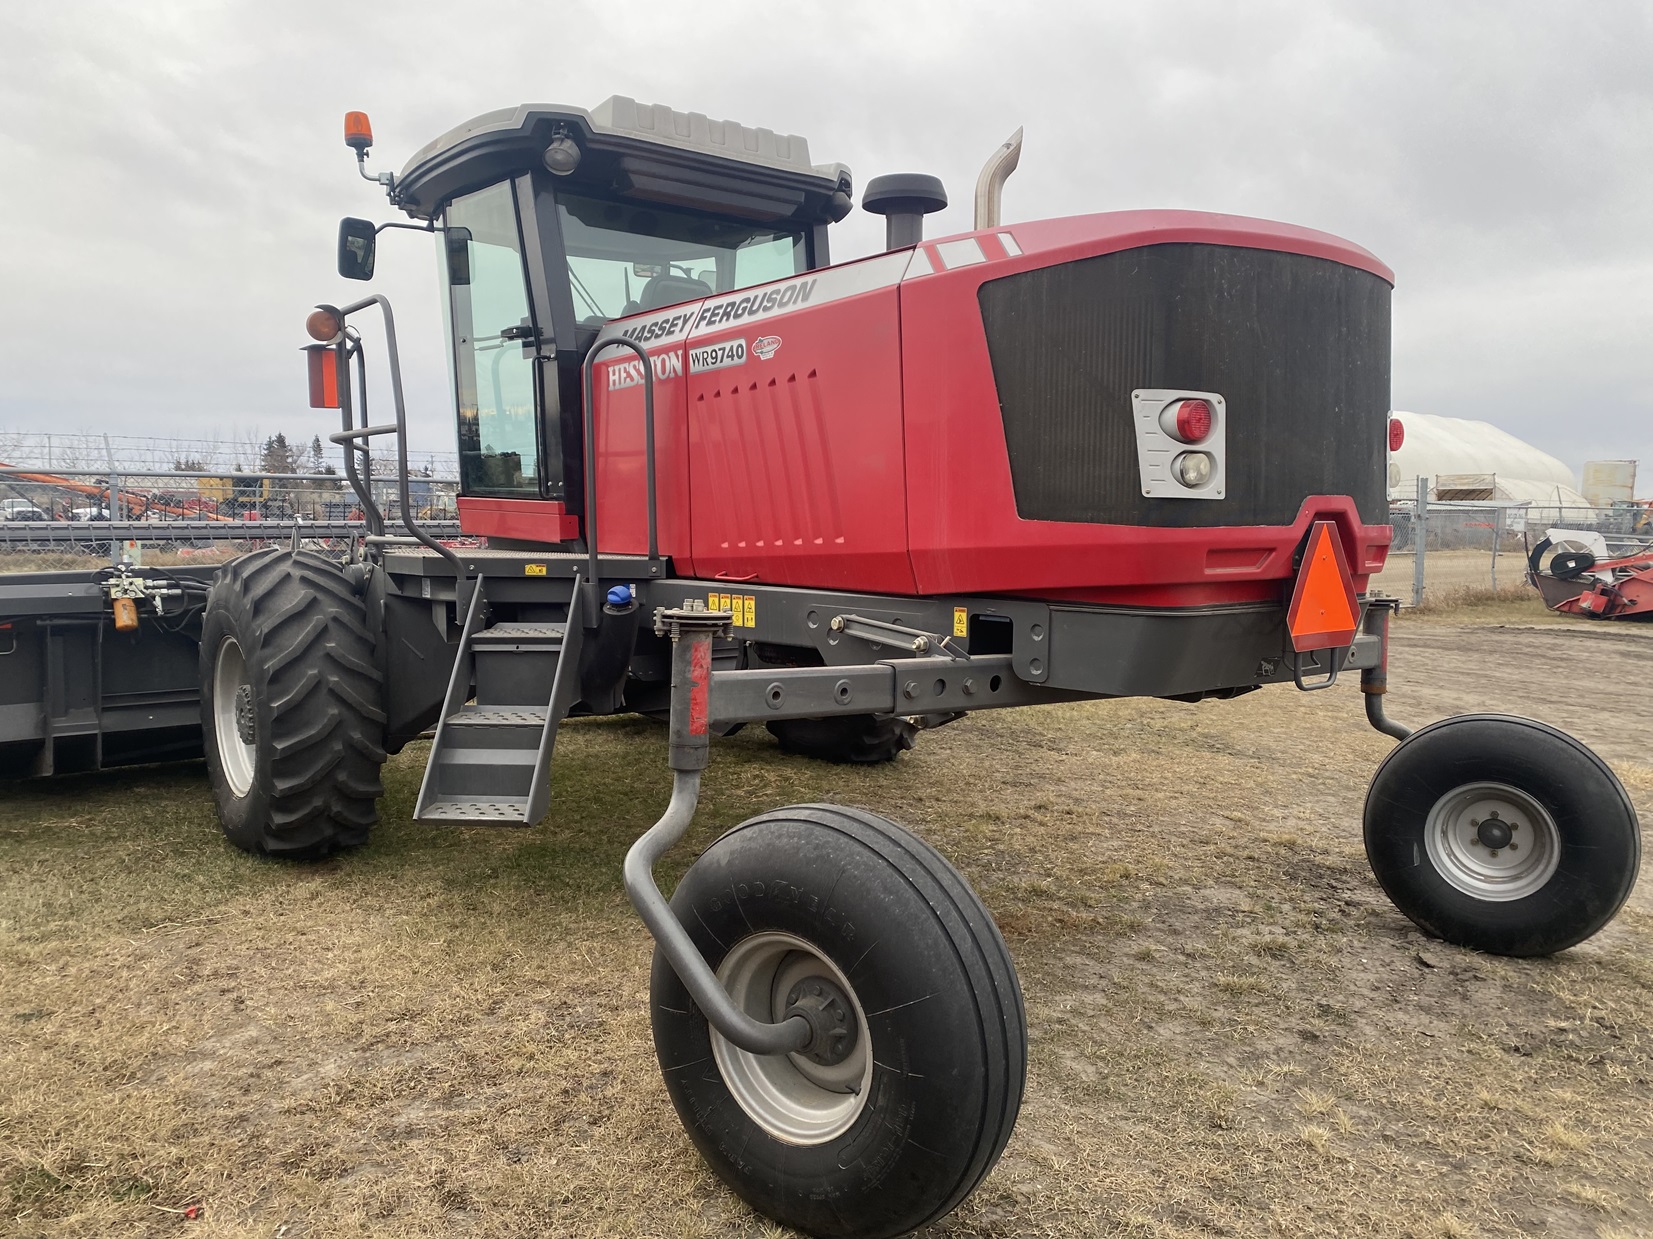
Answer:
xmin=1364 ymin=714 xmax=1640 ymax=956
xmin=650 ymin=804 xmax=1025 ymax=1238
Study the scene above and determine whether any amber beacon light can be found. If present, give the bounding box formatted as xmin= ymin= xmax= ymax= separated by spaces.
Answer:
xmin=344 ymin=111 xmax=374 ymax=152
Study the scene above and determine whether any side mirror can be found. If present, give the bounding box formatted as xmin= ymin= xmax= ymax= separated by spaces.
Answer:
xmin=444 ymin=227 xmax=472 ymax=287
xmin=338 ymin=217 xmax=377 ymax=281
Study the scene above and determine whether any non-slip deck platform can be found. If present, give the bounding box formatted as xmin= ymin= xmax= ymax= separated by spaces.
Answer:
xmin=380 ymin=546 xmax=668 ymax=579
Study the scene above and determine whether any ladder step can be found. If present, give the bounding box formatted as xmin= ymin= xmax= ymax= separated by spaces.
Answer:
xmin=412 ymin=579 xmax=588 ymax=827
xmin=417 ymin=798 xmax=529 ymax=825
xmin=440 ymin=706 xmax=546 ymax=750
xmin=446 ymin=706 xmax=549 ymax=726
xmin=472 ymin=623 xmax=566 ymax=649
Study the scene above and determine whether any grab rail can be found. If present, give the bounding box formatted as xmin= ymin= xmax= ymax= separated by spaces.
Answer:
xmin=579 ymin=336 xmax=660 ymax=612
xmin=325 ymin=294 xmax=469 ymax=600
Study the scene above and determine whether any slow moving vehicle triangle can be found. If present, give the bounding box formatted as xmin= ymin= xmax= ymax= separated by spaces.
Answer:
xmin=1286 ymin=521 xmax=1360 ymax=651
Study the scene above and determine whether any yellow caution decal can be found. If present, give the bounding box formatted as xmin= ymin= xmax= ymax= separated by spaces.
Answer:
xmin=524 ymin=564 xmax=547 ymax=576
xmin=953 ymin=607 xmax=968 ymax=638
xmin=704 ymin=591 xmax=757 ymax=628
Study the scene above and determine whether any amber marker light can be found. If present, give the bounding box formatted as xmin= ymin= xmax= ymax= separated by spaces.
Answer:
xmin=306 ymin=307 xmax=343 ymax=343
xmin=345 ymin=111 xmax=374 ymax=152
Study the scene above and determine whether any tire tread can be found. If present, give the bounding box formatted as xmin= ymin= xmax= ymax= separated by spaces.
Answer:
xmin=202 ymin=548 xmax=385 ymax=858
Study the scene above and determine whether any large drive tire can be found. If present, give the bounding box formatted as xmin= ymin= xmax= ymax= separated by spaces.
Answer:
xmin=200 ymin=548 xmax=386 ymax=859
xmin=766 ymin=714 xmax=917 ymax=764
xmin=1364 ymin=714 xmax=1640 ymax=956
xmin=651 ymin=804 xmax=1025 ymax=1239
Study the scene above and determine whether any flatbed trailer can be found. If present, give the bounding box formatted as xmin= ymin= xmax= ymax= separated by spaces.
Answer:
xmin=0 ymin=565 xmax=214 ymax=777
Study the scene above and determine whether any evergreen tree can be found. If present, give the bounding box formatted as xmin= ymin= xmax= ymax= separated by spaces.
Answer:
xmin=260 ymin=433 xmax=298 ymax=474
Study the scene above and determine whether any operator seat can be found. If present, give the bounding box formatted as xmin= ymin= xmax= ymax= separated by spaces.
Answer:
xmin=639 ymin=273 xmax=713 ymax=311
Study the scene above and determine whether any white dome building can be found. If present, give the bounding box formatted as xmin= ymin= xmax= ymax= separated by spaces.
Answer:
xmin=1389 ymin=411 xmax=1590 ymax=520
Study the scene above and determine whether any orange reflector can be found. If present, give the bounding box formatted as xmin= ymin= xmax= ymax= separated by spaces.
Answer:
xmin=1286 ymin=521 xmax=1360 ymax=652
xmin=305 ymin=344 xmax=340 ymax=409
xmin=344 ymin=110 xmax=374 ymax=151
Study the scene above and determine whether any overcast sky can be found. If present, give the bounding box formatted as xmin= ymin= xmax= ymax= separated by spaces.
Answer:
xmin=1 ymin=0 xmax=1649 ymax=487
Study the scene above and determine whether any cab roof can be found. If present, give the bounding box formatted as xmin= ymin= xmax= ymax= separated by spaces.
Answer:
xmin=393 ymin=95 xmax=853 ymax=227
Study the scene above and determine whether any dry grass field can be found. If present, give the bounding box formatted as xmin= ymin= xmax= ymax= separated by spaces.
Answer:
xmin=3 ymin=595 xmax=1651 ymax=1238
xmin=1373 ymin=548 xmax=1525 ymax=599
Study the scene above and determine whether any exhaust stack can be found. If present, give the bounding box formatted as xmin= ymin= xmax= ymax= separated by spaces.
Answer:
xmin=973 ymin=128 xmax=1023 ymax=230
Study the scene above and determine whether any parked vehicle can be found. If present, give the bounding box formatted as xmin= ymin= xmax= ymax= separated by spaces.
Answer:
xmin=3 ymin=96 xmax=1639 ymax=1239
xmin=0 ymin=499 xmax=48 ymax=521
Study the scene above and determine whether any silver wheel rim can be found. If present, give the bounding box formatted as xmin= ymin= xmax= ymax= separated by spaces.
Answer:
xmin=711 ymin=932 xmax=873 ymax=1145
xmin=1424 ymin=781 xmax=1561 ymax=902
xmin=212 ymin=636 xmax=257 ymax=798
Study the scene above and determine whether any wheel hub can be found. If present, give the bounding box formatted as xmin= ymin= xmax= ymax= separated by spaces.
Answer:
xmin=1474 ymin=814 xmax=1513 ymax=851
xmin=234 ymin=684 xmax=256 ymax=745
xmin=1425 ymin=781 xmax=1560 ymax=902
xmin=784 ymin=976 xmax=859 ymax=1067
xmin=710 ymin=932 xmax=873 ymax=1145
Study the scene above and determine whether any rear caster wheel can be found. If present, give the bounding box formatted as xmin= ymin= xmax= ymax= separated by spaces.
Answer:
xmin=650 ymin=804 xmax=1025 ymax=1239
xmin=1364 ymin=714 xmax=1640 ymax=956
xmin=766 ymin=713 xmax=917 ymax=763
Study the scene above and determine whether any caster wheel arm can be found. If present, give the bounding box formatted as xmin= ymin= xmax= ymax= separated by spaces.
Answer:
xmin=623 ymin=606 xmax=811 ymax=1056
xmin=624 ymin=769 xmax=812 ymax=1056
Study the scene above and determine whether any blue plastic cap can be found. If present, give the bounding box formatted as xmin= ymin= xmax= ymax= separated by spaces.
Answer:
xmin=607 ymin=584 xmax=634 ymax=606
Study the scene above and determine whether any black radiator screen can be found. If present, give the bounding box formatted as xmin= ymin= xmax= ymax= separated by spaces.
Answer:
xmin=977 ymin=243 xmax=1390 ymax=527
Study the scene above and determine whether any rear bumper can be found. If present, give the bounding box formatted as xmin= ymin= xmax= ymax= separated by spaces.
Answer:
xmin=908 ymin=496 xmax=1393 ymax=606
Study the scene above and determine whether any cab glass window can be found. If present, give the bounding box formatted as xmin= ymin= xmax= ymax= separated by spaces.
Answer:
xmin=442 ymin=180 xmax=542 ymax=496
xmin=556 ymin=192 xmax=807 ymax=324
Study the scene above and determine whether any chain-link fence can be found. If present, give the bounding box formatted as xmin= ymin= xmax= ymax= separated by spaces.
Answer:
xmin=0 ymin=430 xmax=456 ymax=478
xmin=1377 ymin=497 xmax=1653 ymax=605
xmin=0 ymin=468 xmax=461 ymax=573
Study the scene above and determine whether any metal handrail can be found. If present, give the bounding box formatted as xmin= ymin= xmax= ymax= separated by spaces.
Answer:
xmin=579 ymin=336 xmax=661 ymax=604
xmin=332 ymin=332 xmax=385 ymax=537
xmin=328 ymin=295 xmax=470 ymax=600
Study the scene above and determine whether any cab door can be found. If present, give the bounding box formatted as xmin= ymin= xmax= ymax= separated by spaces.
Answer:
xmin=443 ymin=179 xmax=551 ymax=498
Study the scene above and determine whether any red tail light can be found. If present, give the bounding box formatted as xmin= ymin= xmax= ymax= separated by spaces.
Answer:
xmin=1161 ymin=398 xmax=1213 ymax=444
xmin=1388 ymin=417 xmax=1405 ymax=452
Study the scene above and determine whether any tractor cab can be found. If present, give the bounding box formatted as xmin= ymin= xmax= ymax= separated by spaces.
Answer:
xmin=340 ymin=97 xmax=852 ymax=512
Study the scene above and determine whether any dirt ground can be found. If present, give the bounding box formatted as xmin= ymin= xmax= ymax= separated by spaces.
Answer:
xmin=2 ymin=597 xmax=1650 ymax=1239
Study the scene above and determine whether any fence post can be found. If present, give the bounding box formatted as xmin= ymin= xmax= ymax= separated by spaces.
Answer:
xmin=1413 ymin=475 xmax=1428 ymax=607
xmin=104 ymin=433 xmax=121 ymax=568
xmin=1490 ymin=506 xmax=1501 ymax=591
